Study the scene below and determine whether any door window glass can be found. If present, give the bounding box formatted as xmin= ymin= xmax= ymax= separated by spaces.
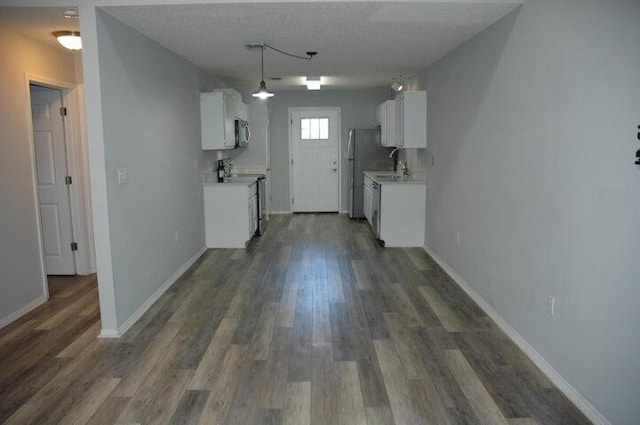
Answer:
xmin=301 ymin=118 xmax=329 ymax=140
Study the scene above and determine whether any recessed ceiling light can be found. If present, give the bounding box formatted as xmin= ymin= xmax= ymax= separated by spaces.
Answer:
xmin=305 ymin=76 xmax=322 ymax=90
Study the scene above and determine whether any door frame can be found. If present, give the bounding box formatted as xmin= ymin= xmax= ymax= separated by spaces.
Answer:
xmin=25 ymin=73 xmax=95 ymax=297
xmin=288 ymin=107 xmax=342 ymax=213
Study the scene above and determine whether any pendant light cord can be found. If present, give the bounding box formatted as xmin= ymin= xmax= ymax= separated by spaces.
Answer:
xmin=263 ymin=43 xmax=316 ymax=61
xmin=260 ymin=45 xmax=265 ymax=81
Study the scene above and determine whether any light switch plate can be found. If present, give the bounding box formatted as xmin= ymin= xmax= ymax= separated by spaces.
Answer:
xmin=117 ymin=167 xmax=128 ymax=184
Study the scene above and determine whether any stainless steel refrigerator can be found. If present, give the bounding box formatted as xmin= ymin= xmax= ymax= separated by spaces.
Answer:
xmin=347 ymin=128 xmax=395 ymax=218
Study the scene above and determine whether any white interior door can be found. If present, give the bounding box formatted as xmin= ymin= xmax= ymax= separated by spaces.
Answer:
xmin=290 ymin=108 xmax=340 ymax=212
xmin=31 ymin=85 xmax=76 ymax=275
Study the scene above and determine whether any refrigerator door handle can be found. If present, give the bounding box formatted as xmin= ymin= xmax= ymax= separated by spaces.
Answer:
xmin=347 ymin=130 xmax=353 ymax=159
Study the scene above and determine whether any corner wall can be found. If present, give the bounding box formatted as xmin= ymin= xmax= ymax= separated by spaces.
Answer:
xmin=0 ymin=26 xmax=78 ymax=325
xmin=96 ymin=10 xmax=206 ymax=330
xmin=412 ymin=1 xmax=640 ymax=424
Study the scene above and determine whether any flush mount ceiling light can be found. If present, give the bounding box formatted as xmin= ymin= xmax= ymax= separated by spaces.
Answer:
xmin=305 ymin=77 xmax=322 ymax=90
xmin=54 ymin=7 xmax=81 ymax=51
xmin=247 ymin=42 xmax=318 ymax=99
xmin=53 ymin=31 xmax=82 ymax=51
xmin=251 ymin=44 xmax=274 ymax=99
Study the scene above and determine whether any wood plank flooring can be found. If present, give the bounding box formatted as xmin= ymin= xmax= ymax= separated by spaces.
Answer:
xmin=0 ymin=214 xmax=592 ymax=425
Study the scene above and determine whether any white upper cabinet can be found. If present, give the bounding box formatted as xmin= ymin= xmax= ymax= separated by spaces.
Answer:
xmin=235 ymin=99 xmax=249 ymax=121
xmin=200 ymin=89 xmax=249 ymax=150
xmin=377 ymin=100 xmax=396 ymax=147
xmin=395 ymin=91 xmax=427 ymax=149
xmin=225 ymin=89 xmax=248 ymax=121
xmin=200 ymin=91 xmax=236 ymax=150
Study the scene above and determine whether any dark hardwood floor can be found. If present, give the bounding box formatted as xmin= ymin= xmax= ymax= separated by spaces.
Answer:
xmin=0 ymin=214 xmax=592 ymax=425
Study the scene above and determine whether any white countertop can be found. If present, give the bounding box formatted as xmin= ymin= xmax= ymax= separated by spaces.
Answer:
xmin=364 ymin=170 xmax=427 ymax=185
xmin=203 ymin=174 xmax=260 ymax=186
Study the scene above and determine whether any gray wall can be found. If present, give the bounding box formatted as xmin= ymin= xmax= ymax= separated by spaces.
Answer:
xmin=97 ymin=11 xmax=206 ymax=327
xmin=267 ymin=89 xmax=391 ymax=212
xmin=0 ymin=26 xmax=78 ymax=324
xmin=411 ymin=1 xmax=640 ymax=424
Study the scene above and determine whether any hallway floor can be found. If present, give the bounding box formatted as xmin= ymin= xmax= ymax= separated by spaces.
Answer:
xmin=0 ymin=214 xmax=591 ymax=425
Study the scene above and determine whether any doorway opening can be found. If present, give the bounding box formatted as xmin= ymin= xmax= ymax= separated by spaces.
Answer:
xmin=27 ymin=76 xmax=95 ymax=299
xmin=30 ymin=84 xmax=76 ymax=275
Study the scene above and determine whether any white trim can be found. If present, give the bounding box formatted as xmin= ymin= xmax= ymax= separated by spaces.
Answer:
xmin=63 ymin=85 xmax=95 ymax=275
xmin=98 ymin=246 xmax=207 ymax=338
xmin=0 ymin=295 xmax=48 ymax=330
xmin=422 ymin=245 xmax=612 ymax=425
xmin=74 ymin=83 xmax=97 ymax=273
xmin=269 ymin=211 xmax=292 ymax=215
xmin=24 ymin=75 xmax=52 ymax=300
xmin=288 ymin=107 xmax=342 ymax=213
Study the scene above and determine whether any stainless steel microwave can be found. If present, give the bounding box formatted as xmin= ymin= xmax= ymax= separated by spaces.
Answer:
xmin=234 ymin=119 xmax=250 ymax=148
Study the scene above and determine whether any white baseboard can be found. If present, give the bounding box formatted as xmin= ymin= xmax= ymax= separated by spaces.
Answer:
xmin=422 ymin=245 xmax=611 ymax=425
xmin=98 ymin=245 xmax=207 ymax=339
xmin=98 ymin=328 xmax=120 ymax=338
xmin=270 ymin=211 xmax=350 ymax=215
xmin=0 ymin=295 xmax=48 ymax=330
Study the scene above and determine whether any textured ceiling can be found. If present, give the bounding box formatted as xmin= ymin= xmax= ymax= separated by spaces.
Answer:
xmin=0 ymin=7 xmax=80 ymax=50
xmin=0 ymin=2 xmax=521 ymax=90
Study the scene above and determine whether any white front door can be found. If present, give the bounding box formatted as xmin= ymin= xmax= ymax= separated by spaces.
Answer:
xmin=290 ymin=108 xmax=340 ymax=212
xmin=31 ymin=85 xmax=76 ymax=275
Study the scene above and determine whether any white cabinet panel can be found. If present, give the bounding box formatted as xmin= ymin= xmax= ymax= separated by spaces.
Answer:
xmin=377 ymin=100 xmax=396 ymax=147
xmin=201 ymin=92 xmax=236 ymax=150
xmin=204 ymin=182 xmax=257 ymax=248
xmin=379 ymin=183 xmax=426 ymax=247
xmin=236 ymin=101 xmax=249 ymax=121
xmin=395 ymin=91 xmax=427 ymax=149
xmin=363 ymin=174 xmax=373 ymax=225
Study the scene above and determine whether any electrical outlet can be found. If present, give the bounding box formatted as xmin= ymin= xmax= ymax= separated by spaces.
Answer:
xmin=547 ymin=296 xmax=555 ymax=316
xmin=117 ymin=168 xmax=128 ymax=184
xmin=174 ymin=230 xmax=179 ymax=242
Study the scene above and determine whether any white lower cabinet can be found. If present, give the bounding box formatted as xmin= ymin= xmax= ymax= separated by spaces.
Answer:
xmin=379 ymin=183 xmax=426 ymax=247
xmin=204 ymin=181 xmax=257 ymax=248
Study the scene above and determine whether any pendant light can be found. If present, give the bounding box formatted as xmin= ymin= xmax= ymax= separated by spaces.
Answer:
xmin=252 ymin=45 xmax=274 ymax=99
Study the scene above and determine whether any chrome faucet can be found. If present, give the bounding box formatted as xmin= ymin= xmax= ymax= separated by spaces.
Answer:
xmin=389 ymin=148 xmax=409 ymax=177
